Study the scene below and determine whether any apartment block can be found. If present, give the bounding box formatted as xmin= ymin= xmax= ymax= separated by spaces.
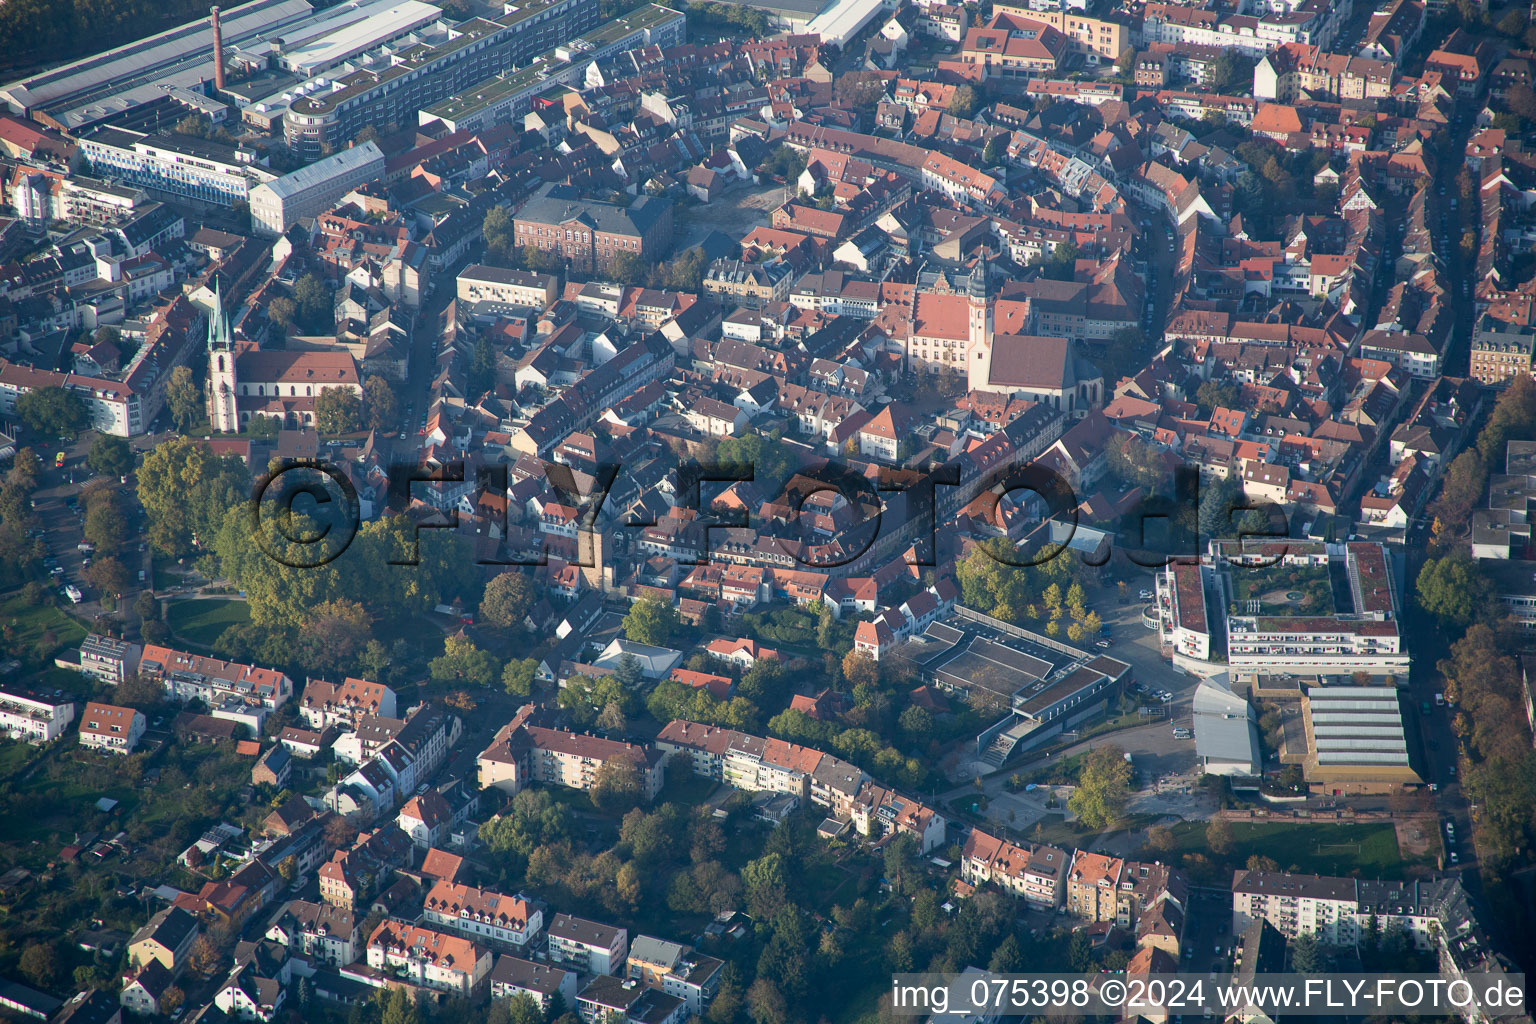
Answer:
xmin=627 ymin=935 xmax=724 ymax=1015
xmin=422 ymin=880 xmax=543 ymax=953
xmin=366 ymin=921 xmax=491 ymax=996
xmin=490 ymin=956 xmax=579 ymax=1010
xmin=548 ymin=913 xmax=628 ymax=976
xmin=455 ymin=265 xmax=558 ymax=312
xmin=477 ymin=706 xmax=664 ymax=800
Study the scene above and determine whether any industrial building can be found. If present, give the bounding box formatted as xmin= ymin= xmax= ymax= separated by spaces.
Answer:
xmin=77 ymin=127 xmax=274 ymax=206
xmin=418 ymin=3 xmax=686 ymax=133
xmin=1192 ymin=674 xmax=1260 ymax=777
xmin=277 ymin=0 xmax=603 ymax=157
xmin=1298 ymin=684 xmax=1419 ymax=793
xmin=248 ymin=140 xmax=385 ymax=235
xmin=0 ymin=0 xmax=316 ymax=132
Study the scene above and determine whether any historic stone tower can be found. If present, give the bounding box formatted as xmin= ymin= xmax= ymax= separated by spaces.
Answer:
xmin=966 ymin=252 xmax=995 ymax=392
xmin=206 ymin=281 xmax=240 ymax=434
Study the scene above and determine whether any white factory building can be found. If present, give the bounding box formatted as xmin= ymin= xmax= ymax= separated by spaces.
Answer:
xmin=249 ymin=140 xmax=385 ymax=236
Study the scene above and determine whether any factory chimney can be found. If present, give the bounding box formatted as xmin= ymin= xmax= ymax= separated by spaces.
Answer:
xmin=210 ymin=5 xmax=226 ymax=93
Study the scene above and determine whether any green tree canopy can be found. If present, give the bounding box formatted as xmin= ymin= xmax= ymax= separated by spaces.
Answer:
xmin=623 ymin=595 xmax=680 ymax=646
xmin=87 ymin=433 xmax=132 ymax=478
xmin=314 ymin=387 xmax=362 ymax=435
xmin=481 ymin=571 xmax=537 ymax=629
xmin=164 ymin=365 xmax=202 ymax=432
xmin=1416 ymin=552 xmax=1493 ymax=629
xmin=16 ymin=386 xmax=88 ymax=439
xmin=1067 ymin=745 xmax=1132 ymax=829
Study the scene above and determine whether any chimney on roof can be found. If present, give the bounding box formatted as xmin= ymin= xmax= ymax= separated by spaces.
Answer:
xmin=211 ymin=6 xmax=226 ymax=93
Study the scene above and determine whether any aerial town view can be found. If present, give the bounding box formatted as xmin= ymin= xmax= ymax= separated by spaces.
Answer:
xmin=1 ymin=0 xmax=1536 ymax=1018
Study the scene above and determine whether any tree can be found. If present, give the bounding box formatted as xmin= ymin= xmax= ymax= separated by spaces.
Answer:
xmin=1114 ymin=48 xmax=1137 ymax=78
xmin=883 ymin=833 xmax=921 ymax=896
xmin=1146 ymin=825 xmax=1176 ymax=855
xmin=504 ymin=994 xmax=543 ymax=1024
xmin=596 ymin=701 xmax=628 ymax=735
xmin=189 ymin=935 xmax=220 ymax=977
xmin=1429 ymin=449 xmax=1488 ymax=541
xmin=87 ymin=433 xmax=132 ymax=478
xmin=1206 ymin=817 xmax=1234 ymax=855
xmin=484 ymin=206 xmax=514 ymax=260
xmin=1105 ymin=431 xmax=1165 ymax=490
xmin=1290 ymin=930 xmax=1323 ymax=972
xmin=503 ymin=657 xmax=537 ymax=697
xmin=16 ymin=385 xmax=88 ymax=439
xmin=84 ymin=555 xmax=130 ymax=597
xmin=315 ymin=387 xmax=363 ymax=435
xmin=138 ymin=436 xmax=250 ymax=557
xmin=268 ymin=296 xmax=297 ymax=332
xmin=161 ymin=987 xmax=185 ymax=1014
xmin=623 ymin=595 xmax=679 ymax=646
xmin=278 ymin=855 xmax=297 ymax=883
xmin=1511 ymin=85 xmax=1536 ymax=127
xmin=1416 ymin=553 xmax=1492 ymax=628
xmin=664 ymin=247 xmax=707 ymax=292
xmin=1067 ymin=746 xmax=1132 ymax=830
xmin=482 ymin=571 xmax=536 ymax=629
xmin=84 ymin=497 xmax=127 ymax=551
xmin=947 ymin=85 xmax=978 ymax=118
xmin=742 ymin=852 xmax=788 ymax=919
xmin=842 ymin=649 xmax=878 ymax=688
xmin=18 ymin=943 xmax=58 ymax=989
xmin=293 ymin=273 xmax=333 ymax=334
xmin=1195 ymin=379 xmax=1240 ymax=412
xmin=362 ymin=376 xmax=397 ymax=432
xmin=613 ymin=652 xmax=642 ymax=690
xmin=610 ymin=250 xmax=647 ymax=286
xmin=468 ymin=336 xmax=497 ymax=398
xmin=981 ymin=133 xmax=1005 ymax=166
xmin=898 ymin=705 xmax=931 ymax=736
xmin=429 ymin=634 xmax=498 ymax=686
xmin=165 ymin=365 xmax=202 ymax=432
xmin=834 ymin=71 xmax=886 ymax=111
xmin=591 ymin=756 xmax=643 ymax=813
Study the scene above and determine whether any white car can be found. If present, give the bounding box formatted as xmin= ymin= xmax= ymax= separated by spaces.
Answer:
xmin=1139 ymin=590 xmax=1154 ymax=600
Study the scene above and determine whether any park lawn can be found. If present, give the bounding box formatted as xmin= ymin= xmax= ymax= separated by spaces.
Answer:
xmin=0 ymin=593 xmax=87 ymax=657
xmin=1168 ymin=820 xmax=1403 ymax=877
xmin=166 ymin=598 xmax=250 ymax=647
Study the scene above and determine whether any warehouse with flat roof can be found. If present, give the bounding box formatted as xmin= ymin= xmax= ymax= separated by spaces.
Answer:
xmin=1300 ymin=684 xmax=1419 ymax=793
xmin=0 ymin=0 xmax=315 ymax=131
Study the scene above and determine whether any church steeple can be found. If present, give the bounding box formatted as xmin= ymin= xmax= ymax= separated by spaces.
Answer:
xmin=207 ymin=278 xmax=233 ymax=353
xmin=206 ymin=279 xmax=240 ymax=433
xmin=967 ymin=249 xmax=994 ymax=392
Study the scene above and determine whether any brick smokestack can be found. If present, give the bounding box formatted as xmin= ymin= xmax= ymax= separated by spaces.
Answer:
xmin=210 ymin=5 xmax=226 ymax=93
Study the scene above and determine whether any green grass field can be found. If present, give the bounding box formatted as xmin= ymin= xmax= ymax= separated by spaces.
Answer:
xmin=166 ymin=598 xmax=250 ymax=647
xmin=1169 ymin=820 xmax=1403 ymax=877
xmin=0 ymin=594 xmax=87 ymax=657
